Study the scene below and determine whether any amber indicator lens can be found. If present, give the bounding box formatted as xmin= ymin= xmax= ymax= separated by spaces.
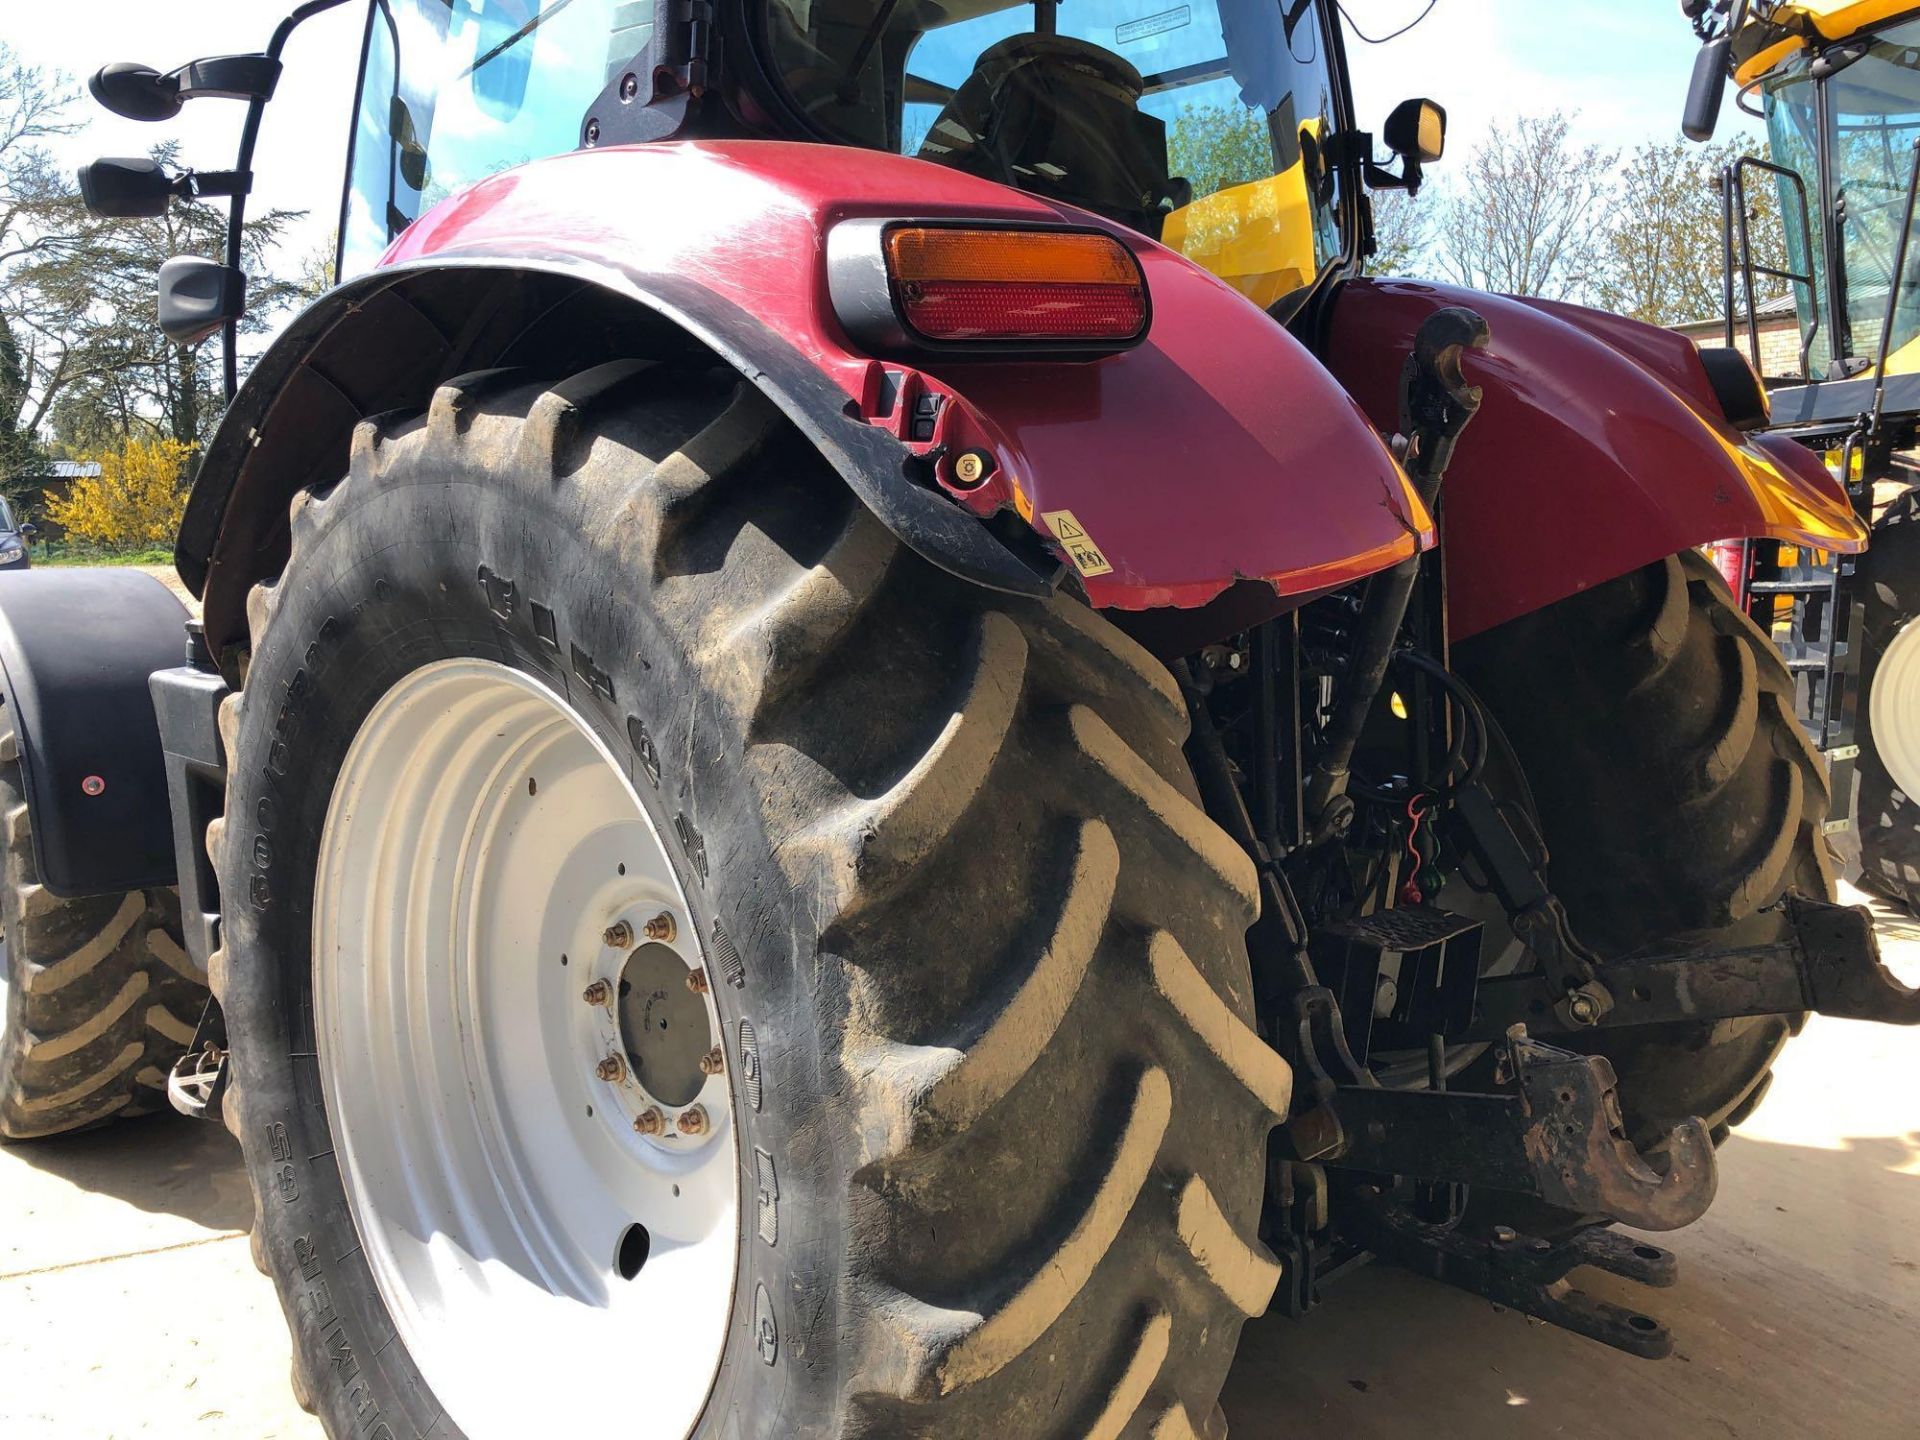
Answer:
xmin=882 ymin=227 xmax=1148 ymax=344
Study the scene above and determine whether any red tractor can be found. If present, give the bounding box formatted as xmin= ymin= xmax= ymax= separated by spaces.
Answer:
xmin=1 ymin=0 xmax=1913 ymax=1434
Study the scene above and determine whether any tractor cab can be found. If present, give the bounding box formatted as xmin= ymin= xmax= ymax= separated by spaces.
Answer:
xmin=347 ymin=0 xmax=1394 ymax=307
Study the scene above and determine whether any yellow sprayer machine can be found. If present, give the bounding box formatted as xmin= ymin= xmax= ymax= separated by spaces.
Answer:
xmin=1685 ymin=0 xmax=1920 ymax=912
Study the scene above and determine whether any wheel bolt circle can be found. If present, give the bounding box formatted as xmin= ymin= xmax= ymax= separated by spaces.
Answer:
xmin=677 ymin=1104 xmax=709 ymax=1136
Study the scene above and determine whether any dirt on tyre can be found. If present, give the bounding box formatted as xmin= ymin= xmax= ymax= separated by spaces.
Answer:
xmin=0 ymin=711 xmax=200 ymax=1140
xmin=212 ymin=364 xmax=1285 ymax=1440
xmin=1453 ymin=548 xmax=1832 ymax=1182
xmin=1855 ymin=493 xmax=1920 ymax=913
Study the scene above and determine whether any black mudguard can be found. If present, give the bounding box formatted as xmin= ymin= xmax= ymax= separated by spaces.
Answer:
xmin=0 ymin=570 xmax=188 ymax=897
xmin=178 ymin=261 xmax=1059 ymax=660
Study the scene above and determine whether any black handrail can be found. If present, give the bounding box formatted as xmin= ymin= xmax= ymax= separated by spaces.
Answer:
xmin=1870 ymin=136 xmax=1920 ymax=429
xmin=1727 ymin=154 xmax=1821 ymax=380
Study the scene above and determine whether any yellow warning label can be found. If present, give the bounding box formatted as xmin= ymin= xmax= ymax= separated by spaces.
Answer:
xmin=1041 ymin=508 xmax=1115 ymax=578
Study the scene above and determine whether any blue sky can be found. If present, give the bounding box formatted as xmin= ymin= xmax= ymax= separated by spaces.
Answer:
xmin=8 ymin=0 xmax=1768 ymax=269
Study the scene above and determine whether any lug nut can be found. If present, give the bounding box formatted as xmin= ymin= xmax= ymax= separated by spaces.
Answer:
xmin=603 ymin=920 xmax=635 ymax=949
xmin=698 ymin=1046 xmax=725 ymax=1077
xmin=686 ymin=967 xmax=710 ymax=995
xmin=632 ymin=1107 xmax=665 ymax=1136
xmin=596 ymin=1054 xmax=627 ymax=1084
xmin=1566 ymin=991 xmax=1601 ymax=1026
xmin=643 ymin=911 xmax=677 ymax=943
xmin=676 ymin=1104 xmax=709 ymax=1136
xmin=582 ymin=979 xmax=612 ymax=1007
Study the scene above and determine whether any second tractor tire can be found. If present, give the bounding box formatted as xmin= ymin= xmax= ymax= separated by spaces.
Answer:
xmin=1453 ymin=548 xmax=1832 ymax=1159
xmin=0 ymin=709 xmax=200 ymax=1140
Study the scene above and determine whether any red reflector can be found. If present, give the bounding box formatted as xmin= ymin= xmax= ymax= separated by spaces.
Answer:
xmin=898 ymin=279 xmax=1148 ymax=341
xmin=883 ymin=226 xmax=1147 ymax=344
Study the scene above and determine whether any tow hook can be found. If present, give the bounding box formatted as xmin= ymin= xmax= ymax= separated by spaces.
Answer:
xmin=1284 ymin=995 xmax=1717 ymax=1233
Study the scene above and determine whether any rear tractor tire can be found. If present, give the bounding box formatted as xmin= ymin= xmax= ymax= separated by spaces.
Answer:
xmin=0 ymin=711 xmax=200 ymax=1140
xmin=1856 ymin=494 xmax=1920 ymax=913
xmin=212 ymin=364 xmax=1284 ymax=1440
xmin=1454 ymin=549 xmax=1832 ymax=1171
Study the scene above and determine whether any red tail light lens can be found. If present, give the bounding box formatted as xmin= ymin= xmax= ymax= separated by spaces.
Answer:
xmin=882 ymin=226 xmax=1148 ymax=344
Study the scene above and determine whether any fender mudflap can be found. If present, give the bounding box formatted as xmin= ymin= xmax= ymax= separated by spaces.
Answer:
xmin=1325 ymin=276 xmax=1866 ymax=640
xmin=0 ymin=570 xmax=187 ymax=897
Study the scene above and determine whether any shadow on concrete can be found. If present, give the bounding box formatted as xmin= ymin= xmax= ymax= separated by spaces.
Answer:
xmin=9 ymin=1109 xmax=254 ymax=1234
xmin=1223 ymin=1125 xmax=1920 ymax=1439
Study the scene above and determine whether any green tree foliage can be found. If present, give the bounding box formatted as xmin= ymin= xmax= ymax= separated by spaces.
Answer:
xmin=1166 ymin=102 xmax=1273 ymax=201
xmin=26 ymin=139 xmax=304 ymax=452
xmin=1594 ymin=139 xmax=1790 ymax=328
xmin=1369 ymin=189 xmax=1434 ymax=277
xmin=0 ymin=50 xmax=302 ymax=469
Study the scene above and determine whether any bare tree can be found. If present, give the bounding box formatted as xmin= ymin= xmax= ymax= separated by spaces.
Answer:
xmin=1593 ymin=139 xmax=1788 ymax=327
xmin=1368 ymin=189 xmax=1434 ymax=277
xmin=1438 ymin=111 xmax=1617 ymax=300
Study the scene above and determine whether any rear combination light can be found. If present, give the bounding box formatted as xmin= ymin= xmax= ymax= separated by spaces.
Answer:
xmin=826 ymin=218 xmax=1150 ymax=359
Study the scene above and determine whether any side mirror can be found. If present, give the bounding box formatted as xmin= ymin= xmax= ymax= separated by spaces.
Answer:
xmin=88 ymin=54 xmax=282 ymax=122
xmin=390 ymin=97 xmax=432 ymax=193
xmin=158 ymin=256 xmax=247 ymax=346
xmin=18 ymin=523 xmax=38 ymax=540
xmin=1385 ymin=98 xmax=1447 ymax=165
xmin=77 ymin=156 xmax=176 ymax=218
xmin=89 ymin=63 xmax=182 ymax=122
xmin=1683 ymin=34 xmax=1732 ymax=142
xmin=77 ymin=156 xmax=251 ymax=219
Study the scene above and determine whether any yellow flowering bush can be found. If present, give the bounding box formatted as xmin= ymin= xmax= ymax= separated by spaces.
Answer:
xmin=46 ymin=438 xmax=193 ymax=550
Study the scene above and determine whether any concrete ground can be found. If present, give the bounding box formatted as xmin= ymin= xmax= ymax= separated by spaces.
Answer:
xmin=1 ymin=889 xmax=1915 ymax=1438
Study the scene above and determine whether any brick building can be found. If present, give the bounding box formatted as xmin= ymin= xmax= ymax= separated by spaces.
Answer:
xmin=1671 ymin=292 xmax=1805 ymax=380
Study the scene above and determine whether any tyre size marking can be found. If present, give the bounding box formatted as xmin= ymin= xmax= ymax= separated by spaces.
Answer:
xmin=755 ymin=1147 xmax=779 ymax=1246
xmin=269 ymin=1122 xmax=299 ymax=1203
xmin=675 ymin=813 xmax=709 ymax=883
xmin=738 ymin=1020 xmax=762 ymax=1110
xmin=531 ymin=602 xmax=561 ymax=654
xmin=570 ymin=644 xmax=616 ymax=702
xmin=755 ymin=1282 xmax=779 ymax=1366
xmin=627 ymin=716 xmax=662 ymax=788
xmin=711 ymin=918 xmax=745 ymax=989
xmin=477 ymin=565 xmax=517 ymax=622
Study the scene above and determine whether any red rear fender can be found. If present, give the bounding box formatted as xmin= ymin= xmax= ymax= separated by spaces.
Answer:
xmin=383 ymin=141 xmax=1431 ymax=613
xmin=1323 ymin=278 xmax=1865 ymax=641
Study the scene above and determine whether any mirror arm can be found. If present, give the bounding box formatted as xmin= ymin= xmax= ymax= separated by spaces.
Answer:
xmin=168 ymin=54 xmax=284 ymax=106
xmin=208 ymin=0 xmax=353 ymax=403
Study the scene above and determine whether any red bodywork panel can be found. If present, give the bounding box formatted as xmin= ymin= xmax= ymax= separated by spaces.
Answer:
xmin=1324 ymin=278 xmax=1866 ymax=641
xmin=382 ymin=140 xmax=1430 ymax=610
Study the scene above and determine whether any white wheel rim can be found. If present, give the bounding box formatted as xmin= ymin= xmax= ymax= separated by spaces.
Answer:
xmin=314 ymin=659 xmax=737 ymax=1440
xmin=1873 ymin=614 xmax=1920 ymax=801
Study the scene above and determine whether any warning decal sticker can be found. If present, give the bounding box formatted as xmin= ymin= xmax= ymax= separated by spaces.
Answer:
xmin=1041 ymin=509 xmax=1116 ymax=578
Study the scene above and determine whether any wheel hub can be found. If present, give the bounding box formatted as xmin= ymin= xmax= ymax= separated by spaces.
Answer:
xmin=313 ymin=659 xmax=738 ymax=1440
